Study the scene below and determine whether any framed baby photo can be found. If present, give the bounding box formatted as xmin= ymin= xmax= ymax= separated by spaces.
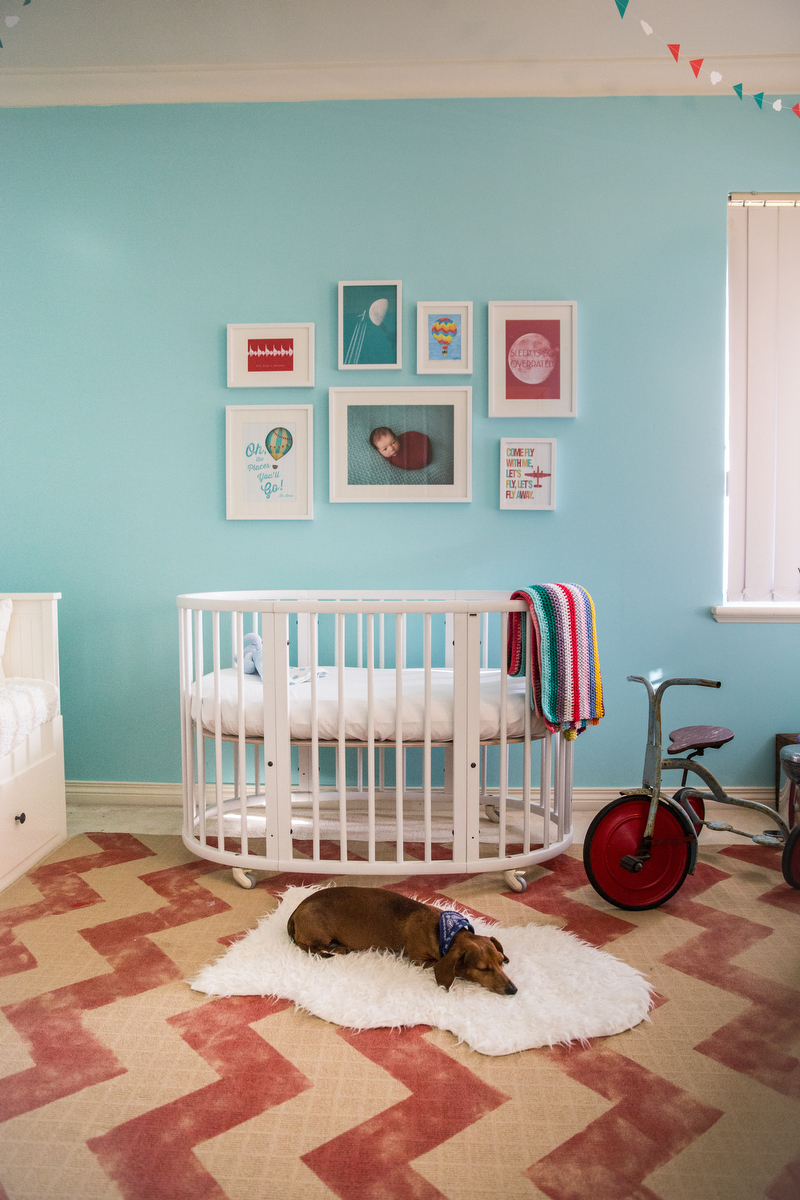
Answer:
xmin=500 ymin=437 xmax=556 ymax=510
xmin=227 ymin=323 xmax=315 ymax=388
xmin=488 ymin=301 xmax=576 ymax=417
xmin=226 ymin=405 xmax=313 ymax=520
xmin=328 ymin=386 xmax=471 ymax=503
xmin=338 ymin=281 xmax=402 ymax=369
xmin=416 ymin=301 xmax=473 ymax=374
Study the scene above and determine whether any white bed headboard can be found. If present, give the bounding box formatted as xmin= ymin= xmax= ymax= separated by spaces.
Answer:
xmin=0 ymin=593 xmax=61 ymax=686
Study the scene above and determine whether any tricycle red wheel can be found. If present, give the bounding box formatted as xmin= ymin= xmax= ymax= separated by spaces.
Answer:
xmin=583 ymin=795 xmax=695 ymax=910
xmin=672 ymin=786 xmax=705 ymax=829
xmin=782 ymin=823 xmax=800 ymax=889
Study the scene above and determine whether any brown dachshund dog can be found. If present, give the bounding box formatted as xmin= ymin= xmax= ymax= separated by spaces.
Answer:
xmin=287 ymin=886 xmax=517 ymax=996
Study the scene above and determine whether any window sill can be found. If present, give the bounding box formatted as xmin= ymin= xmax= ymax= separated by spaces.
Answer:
xmin=712 ymin=604 xmax=800 ymax=623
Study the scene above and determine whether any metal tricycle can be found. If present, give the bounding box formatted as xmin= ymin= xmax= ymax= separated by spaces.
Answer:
xmin=583 ymin=675 xmax=800 ymax=910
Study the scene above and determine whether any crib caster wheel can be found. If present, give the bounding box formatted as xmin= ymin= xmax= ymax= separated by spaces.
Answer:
xmin=232 ymin=868 xmax=257 ymax=890
xmin=503 ymin=869 xmax=527 ymax=893
xmin=485 ymin=804 xmax=500 ymax=823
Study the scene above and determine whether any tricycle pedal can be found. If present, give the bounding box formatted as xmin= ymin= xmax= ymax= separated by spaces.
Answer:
xmin=620 ymin=855 xmax=646 ymax=873
xmin=706 ymin=821 xmax=734 ymax=832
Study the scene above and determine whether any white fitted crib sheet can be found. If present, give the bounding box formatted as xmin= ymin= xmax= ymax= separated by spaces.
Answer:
xmin=193 ymin=667 xmax=546 ymax=743
xmin=0 ymin=677 xmax=60 ymax=759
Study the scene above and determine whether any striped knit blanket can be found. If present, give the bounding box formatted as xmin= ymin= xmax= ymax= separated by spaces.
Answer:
xmin=507 ymin=584 xmax=604 ymax=739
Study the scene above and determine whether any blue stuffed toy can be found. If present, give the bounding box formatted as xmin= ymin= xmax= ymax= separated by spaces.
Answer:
xmin=234 ymin=633 xmax=327 ymax=684
xmin=238 ymin=632 xmax=263 ymax=677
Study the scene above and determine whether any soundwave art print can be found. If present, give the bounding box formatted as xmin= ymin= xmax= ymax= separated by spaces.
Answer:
xmin=227 ymin=323 xmax=315 ymax=388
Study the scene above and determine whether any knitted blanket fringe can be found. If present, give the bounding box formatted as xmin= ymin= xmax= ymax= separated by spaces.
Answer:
xmin=508 ymin=584 xmax=604 ymax=739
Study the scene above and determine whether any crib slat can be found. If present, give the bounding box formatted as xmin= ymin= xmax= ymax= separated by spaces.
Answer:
xmin=336 ymin=612 xmax=347 ymax=862
xmin=179 ymin=607 xmax=194 ymax=846
xmin=553 ymin=733 xmax=563 ymax=846
xmin=212 ymin=611 xmax=224 ymax=855
xmin=541 ymin=731 xmax=552 ymax=850
xmin=395 ymin=612 xmax=404 ymax=863
xmin=310 ymin=612 xmax=320 ymax=862
xmin=561 ymin=735 xmax=573 ymax=843
xmin=423 ymin=613 xmax=432 ymax=861
xmin=194 ymin=609 xmax=205 ymax=847
xmin=499 ymin=611 xmax=508 ymax=859
xmin=523 ymin=611 xmax=532 ymax=855
xmin=367 ymin=612 xmax=376 ymax=863
xmin=236 ymin=612 xmax=248 ymax=859
xmin=452 ymin=611 xmax=481 ymax=863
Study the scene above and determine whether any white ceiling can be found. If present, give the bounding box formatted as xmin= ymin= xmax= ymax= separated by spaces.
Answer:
xmin=1 ymin=0 xmax=798 ymax=107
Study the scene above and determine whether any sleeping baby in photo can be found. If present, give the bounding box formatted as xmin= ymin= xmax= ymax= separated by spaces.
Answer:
xmin=369 ymin=426 xmax=433 ymax=471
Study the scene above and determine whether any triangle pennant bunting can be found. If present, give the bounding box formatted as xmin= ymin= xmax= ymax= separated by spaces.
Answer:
xmin=668 ymin=44 xmax=680 ymax=62
xmin=753 ymin=92 xmax=764 ymax=108
xmin=614 ymin=0 xmax=630 ymax=17
xmin=733 ymin=83 xmax=743 ymax=99
xmin=793 ymin=103 xmax=800 ymax=118
xmin=690 ymin=58 xmax=704 ymax=78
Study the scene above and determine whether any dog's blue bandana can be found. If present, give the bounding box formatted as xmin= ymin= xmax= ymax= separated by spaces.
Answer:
xmin=438 ymin=910 xmax=474 ymax=957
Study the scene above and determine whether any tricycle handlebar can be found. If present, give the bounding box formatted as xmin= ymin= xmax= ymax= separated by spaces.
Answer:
xmin=627 ymin=675 xmax=721 ymax=701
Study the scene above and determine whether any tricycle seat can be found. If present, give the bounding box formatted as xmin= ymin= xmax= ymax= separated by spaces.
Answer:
xmin=667 ymin=725 xmax=734 ymax=756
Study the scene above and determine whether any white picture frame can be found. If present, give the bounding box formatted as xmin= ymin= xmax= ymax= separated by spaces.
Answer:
xmin=500 ymin=438 xmax=556 ymax=510
xmin=488 ymin=301 xmax=576 ymax=417
xmin=338 ymin=281 xmax=402 ymax=369
xmin=226 ymin=404 xmax=313 ymax=520
xmin=416 ymin=301 xmax=473 ymax=374
xmin=329 ymin=386 xmax=471 ymax=503
xmin=227 ymin=323 xmax=315 ymax=388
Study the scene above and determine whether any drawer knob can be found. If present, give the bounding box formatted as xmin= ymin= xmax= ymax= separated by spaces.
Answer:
xmin=15 ymin=812 xmax=26 ymax=824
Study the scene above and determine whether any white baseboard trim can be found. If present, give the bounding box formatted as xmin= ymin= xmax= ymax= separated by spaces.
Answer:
xmin=66 ymin=780 xmax=183 ymax=807
xmin=66 ymin=781 xmax=777 ymax=810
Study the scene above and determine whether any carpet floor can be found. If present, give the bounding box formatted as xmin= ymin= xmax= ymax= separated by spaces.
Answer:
xmin=0 ymin=832 xmax=798 ymax=1200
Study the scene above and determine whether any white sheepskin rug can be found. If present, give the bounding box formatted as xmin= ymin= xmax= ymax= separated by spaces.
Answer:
xmin=190 ymin=885 xmax=653 ymax=1056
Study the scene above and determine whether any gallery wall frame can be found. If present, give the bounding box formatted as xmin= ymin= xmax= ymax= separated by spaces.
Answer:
xmin=500 ymin=437 xmax=556 ymax=510
xmin=227 ymin=323 xmax=315 ymax=388
xmin=416 ymin=301 xmax=473 ymax=374
xmin=226 ymin=404 xmax=313 ymax=520
xmin=338 ymin=281 xmax=402 ymax=370
xmin=488 ymin=301 xmax=576 ymax=418
xmin=329 ymin=386 xmax=471 ymax=503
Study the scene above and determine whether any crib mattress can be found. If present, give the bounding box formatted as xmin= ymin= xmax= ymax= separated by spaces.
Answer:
xmin=0 ymin=677 xmax=60 ymax=759
xmin=193 ymin=667 xmax=546 ymax=743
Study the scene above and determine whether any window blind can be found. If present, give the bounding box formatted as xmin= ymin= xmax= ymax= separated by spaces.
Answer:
xmin=727 ymin=195 xmax=800 ymax=602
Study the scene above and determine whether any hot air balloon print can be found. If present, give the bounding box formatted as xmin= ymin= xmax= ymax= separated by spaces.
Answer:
xmin=431 ymin=316 xmax=458 ymax=358
xmin=265 ymin=427 xmax=293 ymax=463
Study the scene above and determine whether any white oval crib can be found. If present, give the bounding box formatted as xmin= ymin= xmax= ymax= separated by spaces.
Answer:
xmin=177 ymin=590 xmax=575 ymax=892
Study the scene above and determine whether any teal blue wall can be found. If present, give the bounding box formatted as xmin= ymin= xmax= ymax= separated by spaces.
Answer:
xmin=2 ymin=97 xmax=799 ymax=787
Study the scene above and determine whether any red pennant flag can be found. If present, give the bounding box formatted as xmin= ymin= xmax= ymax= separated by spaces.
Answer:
xmin=793 ymin=103 xmax=800 ymax=119
xmin=690 ymin=58 xmax=704 ymax=78
xmin=668 ymin=44 xmax=680 ymax=62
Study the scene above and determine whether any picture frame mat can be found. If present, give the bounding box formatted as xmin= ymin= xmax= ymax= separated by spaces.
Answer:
xmin=226 ymin=404 xmax=313 ymax=520
xmin=329 ymin=386 xmax=471 ymax=503
xmin=416 ymin=301 xmax=473 ymax=374
xmin=338 ymin=280 xmax=402 ymax=370
xmin=488 ymin=301 xmax=576 ymax=418
xmin=499 ymin=437 xmax=556 ymax=510
xmin=227 ymin=323 xmax=315 ymax=388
